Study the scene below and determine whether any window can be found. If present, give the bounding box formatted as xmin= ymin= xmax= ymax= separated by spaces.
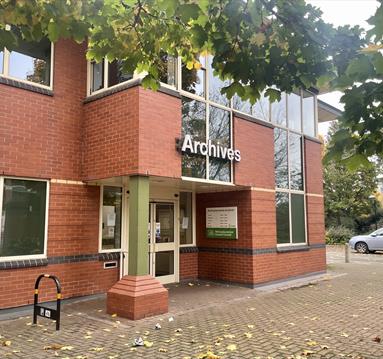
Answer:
xmin=302 ymin=90 xmax=316 ymax=137
xmin=179 ymin=192 xmax=194 ymax=246
xmin=233 ymin=91 xmax=270 ymax=122
xmin=89 ymin=55 xmax=177 ymax=95
xmin=271 ymin=98 xmax=306 ymax=245
xmin=0 ymin=178 xmax=48 ymax=259
xmin=100 ymin=186 xmax=122 ymax=251
xmin=181 ymin=97 xmax=232 ymax=182
xmin=0 ymin=36 xmax=53 ymax=88
xmin=271 ymin=92 xmax=287 ymax=126
xmin=180 ymin=54 xmax=234 ymax=183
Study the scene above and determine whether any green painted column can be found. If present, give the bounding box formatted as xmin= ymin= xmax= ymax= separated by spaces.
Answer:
xmin=128 ymin=175 xmax=149 ymax=276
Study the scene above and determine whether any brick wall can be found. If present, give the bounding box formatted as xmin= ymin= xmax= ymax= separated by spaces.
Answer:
xmin=82 ymin=87 xmax=140 ymax=181
xmin=0 ymin=39 xmax=86 ymax=181
xmin=305 ymin=139 xmax=324 ymax=195
xmin=0 ymin=261 xmax=118 ymax=309
xmin=179 ymin=252 xmax=198 ymax=280
xmin=252 ymin=248 xmax=326 ymax=284
xmin=234 ymin=117 xmax=274 ymax=188
xmin=48 ymin=183 xmax=100 ymax=256
xmin=138 ymin=88 xmax=182 ymax=178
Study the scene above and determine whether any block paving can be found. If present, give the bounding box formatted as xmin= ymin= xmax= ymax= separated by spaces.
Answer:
xmin=1 ymin=248 xmax=383 ymax=358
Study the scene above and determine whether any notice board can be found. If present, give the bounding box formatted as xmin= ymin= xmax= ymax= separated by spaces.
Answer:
xmin=206 ymin=207 xmax=238 ymax=239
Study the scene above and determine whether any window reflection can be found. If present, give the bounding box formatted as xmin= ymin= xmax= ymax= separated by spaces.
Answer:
xmin=182 ymin=56 xmax=206 ymax=97
xmin=303 ymin=90 xmax=315 ymax=137
xmin=180 ymin=192 xmax=193 ymax=245
xmin=291 ymin=194 xmax=306 ymax=243
xmin=289 ymin=133 xmax=303 ymax=191
xmin=233 ymin=91 xmax=270 ymax=122
xmin=287 ymin=92 xmax=301 ymax=131
xmin=102 ymin=186 xmax=122 ymax=250
xmin=207 ymin=55 xmax=230 ymax=106
xmin=209 ymin=158 xmax=231 ymax=182
xmin=182 ymin=98 xmax=206 ymax=141
xmin=209 ymin=106 xmax=230 ymax=147
xmin=108 ymin=60 xmax=133 ymax=88
xmin=181 ymin=98 xmax=207 ymax=178
xmin=276 ymin=192 xmax=290 ymax=244
xmin=9 ymin=37 xmax=51 ymax=86
xmin=91 ymin=61 xmax=104 ymax=93
xmin=271 ymin=92 xmax=287 ymax=126
xmin=158 ymin=53 xmax=177 ymax=86
xmin=274 ymin=128 xmax=289 ymax=189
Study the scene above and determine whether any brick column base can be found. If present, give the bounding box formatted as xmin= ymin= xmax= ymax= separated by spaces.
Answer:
xmin=106 ymin=275 xmax=168 ymax=320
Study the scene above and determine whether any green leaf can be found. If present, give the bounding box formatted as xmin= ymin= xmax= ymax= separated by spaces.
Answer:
xmin=264 ymin=88 xmax=281 ymax=103
xmin=178 ymin=4 xmax=201 ymax=22
xmin=342 ymin=154 xmax=371 ymax=171
xmin=47 ymin=21 xmax=60 ymax=42
xmin=372 ymin=52 xmax=383 ymax=75
xmin=346 ymin=56 xmax=374 ymax=80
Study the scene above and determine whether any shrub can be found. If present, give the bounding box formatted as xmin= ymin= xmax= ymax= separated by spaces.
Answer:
xmin=325 ymin=226 xmax=354 ymax=244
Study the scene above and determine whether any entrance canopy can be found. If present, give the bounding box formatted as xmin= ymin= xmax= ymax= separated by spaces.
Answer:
xmin=87 ymin=175 xmax=249 ymax=193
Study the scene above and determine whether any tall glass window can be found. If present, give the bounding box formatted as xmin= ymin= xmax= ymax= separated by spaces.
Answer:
xmin=101 ymin=186 xmax=122 ymax=251
xmin=287 ymin=92 xmax=301 ymax=132
xmin=0 ymin=179 xmax=47 ymax=258
xmin=108 ymin=60 xmax=133 ymax=88
xmin=158 ymin=53 xmax=177 ymax=87
xmin=274 ymin=122 xmax=306 ymax=245
xmin=271 ymin=92 xmax=287 ymax=126
xmin=207 ymin=55 xmax=230 ymax=106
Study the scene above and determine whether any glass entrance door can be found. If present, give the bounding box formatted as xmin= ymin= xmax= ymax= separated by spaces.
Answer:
xmin=148 ymin=202 xmax=178 ymax=284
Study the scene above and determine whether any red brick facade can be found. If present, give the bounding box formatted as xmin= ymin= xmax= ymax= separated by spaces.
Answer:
xmin=0 ymin=39 xmax=326 ymax=311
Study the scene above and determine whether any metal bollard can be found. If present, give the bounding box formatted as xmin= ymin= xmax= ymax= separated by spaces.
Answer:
xmin=345 ymin=243 xmax=350 ymax=263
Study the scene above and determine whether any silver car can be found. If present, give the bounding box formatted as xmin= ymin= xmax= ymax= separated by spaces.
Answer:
xmin=349 ymin=228 xmax=383 ymax=253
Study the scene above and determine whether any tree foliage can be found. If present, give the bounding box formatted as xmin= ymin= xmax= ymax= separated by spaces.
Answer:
xmin=325 ymin=1 xmax=383 ymax=168
xmin=0 ymin=0 xmax=341 ymax=100
xmin=324 ymin=123 xmax=379 ymax=231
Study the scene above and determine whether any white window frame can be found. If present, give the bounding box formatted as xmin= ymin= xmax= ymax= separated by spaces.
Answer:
xmin=0 ymin=176 xmax=49 ymax=262
xmin=98 ymin=184 xmax=124 ymax=254
xmin=179 ymin=191 xmax=196 ymax=248
xmin=0 ymin=42 xmax=54 ymax=90
xmin=274 ymin=90 xmax=308 ymax=247
xmin=179 ymin=54 xmax=235 ymax=184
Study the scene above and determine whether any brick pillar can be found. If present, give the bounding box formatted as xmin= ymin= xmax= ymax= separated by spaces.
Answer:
xmin=107 ymin=176 xmax=168 ymax=320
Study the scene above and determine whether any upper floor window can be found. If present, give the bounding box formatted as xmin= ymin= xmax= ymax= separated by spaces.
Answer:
xmin=88 ymin=54 xmax=177 ymax=96
xmin=0 ymin=178 xmax=48 ymax=260
xmin=0 ymin=36 xmax=53 ymax=88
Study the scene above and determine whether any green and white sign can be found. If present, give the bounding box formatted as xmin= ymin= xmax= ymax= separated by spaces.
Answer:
xmin=206 ymin=207 xmax=238 ymax=239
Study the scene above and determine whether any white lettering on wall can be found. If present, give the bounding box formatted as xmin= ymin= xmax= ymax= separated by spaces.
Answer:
xmin=181 ymin=135 xmax=241 ymax=162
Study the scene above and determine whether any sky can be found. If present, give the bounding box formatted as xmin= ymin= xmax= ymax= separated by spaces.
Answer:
xmin=306 ymin=0 xmax=379 ymax=136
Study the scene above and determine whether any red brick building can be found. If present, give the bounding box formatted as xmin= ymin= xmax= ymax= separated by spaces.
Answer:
xmin=0 ymin=39 xmax=339 ymax=318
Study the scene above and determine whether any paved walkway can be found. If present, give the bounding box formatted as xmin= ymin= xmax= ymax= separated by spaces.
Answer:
xmin=1 ymin=247 xmax=383 ymax=358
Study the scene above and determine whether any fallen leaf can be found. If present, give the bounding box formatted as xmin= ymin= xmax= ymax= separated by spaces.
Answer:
xmin=223 ymin=334 xmax=235 ymax=339
xmin=159 ymin=348 xmax=168 ymax=352
xmin=302 ymin=349 xmax=315 ymax=356
xmin=306 ymin=341 xmax=318 ymax=347
xmin=226 ymin=344 xmax=237 ymax=351
xmin=61 ymin=346 xmax=74 ymax=351
xmin=2 ymin=340 xmax=11 ymax=347
xmin=91 ymin=347 xmax=104 ymax=352
xmin=244 ymin=332 xmax=253 ymax=338
xmin=197 ymin=351 xmax=221 ymax=359
xmin=103 ymin=328 xmax=111 ymax=332
xmin=111 ymin=313 xmax=117 ymax=318
xmin=44 ymin=344 xmax=63 ymax=350
xmin=144 ymin=341 xmax=153 ymax=348
xmin=247 ymin=324 xmax=254 ymax=329
xmin=373 ymin=336 xmax=381 ymax=343
xmin=188 ymin=283 xmax=194 ymax=287
xmin=340 ymin=332 xmax=349 ymax=338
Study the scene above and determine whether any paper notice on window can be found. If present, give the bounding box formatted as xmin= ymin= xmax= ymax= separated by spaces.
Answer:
xmin=108 ymin=227 xmax=115 ymax=237
xmin=182 ymin=217 xmax=189 ymax=229
xmin=107 ymin=212 xmax=116 ymax=226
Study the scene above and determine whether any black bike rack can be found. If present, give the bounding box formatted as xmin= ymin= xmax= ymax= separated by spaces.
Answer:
xmin=33 ymin=274 xmax=62 ymax=331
